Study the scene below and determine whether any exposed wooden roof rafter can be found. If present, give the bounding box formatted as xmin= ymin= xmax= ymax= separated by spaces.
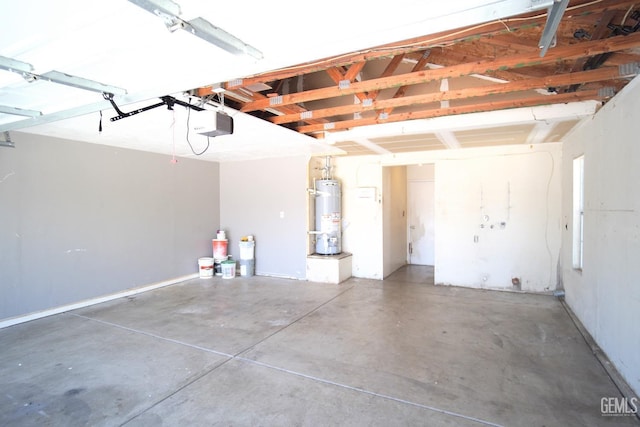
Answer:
xmin=270 ymin=66 xmax=629 ymax=126
xmin=193 ymin=1 xmax=640 ymax=155
xmin=216 ymin=0 xmax=639 ymax=92
xmin=297 ymin=90 xmax=605 ymax=134
xmin=240 ymin=32 xmax=640 ymax=113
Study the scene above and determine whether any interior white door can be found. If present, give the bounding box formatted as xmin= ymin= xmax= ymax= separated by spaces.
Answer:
xmin=407 ymin=180 xmax=435 ymax=265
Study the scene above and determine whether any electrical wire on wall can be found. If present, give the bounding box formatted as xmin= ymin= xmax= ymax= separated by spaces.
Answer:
xmin=543 ymin=150 xmax=556 ymax=289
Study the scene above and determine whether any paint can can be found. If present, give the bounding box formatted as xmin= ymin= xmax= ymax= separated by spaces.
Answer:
xmin=198 ymin=257 xmax=214 ymax=278
xmin=213 ymin=256 xmax=227 ymax=276
xmin=239 ymin=241 xmax=255 ymax=260
xmin=212 ymin=239 xmax=228 ymax=259
xmin=240 ymin=259 xmax=255 ymax=277
xmin=221 ymin=260 xmax=236 ymax=279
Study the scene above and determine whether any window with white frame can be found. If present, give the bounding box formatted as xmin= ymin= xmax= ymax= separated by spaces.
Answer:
xmin=572 ymin=155 xmax=584 ymax=270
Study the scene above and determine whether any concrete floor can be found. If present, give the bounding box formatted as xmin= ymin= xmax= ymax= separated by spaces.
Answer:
xmin=1 ymin=266 xmax=637 ymax=426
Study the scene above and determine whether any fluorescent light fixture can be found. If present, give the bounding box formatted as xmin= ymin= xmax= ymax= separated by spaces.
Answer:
xmin=128 ymin=0 xmax=181 ymax=17
xmin=0 ymin=56 xmax=126 ymax=95
xmin=39 ymin=71 xmax=127 ymax=95
xmin=0 ymin=55 xmax=34 ymax=74
xmin=0 ymin=105 xmax=42 ymax=117
xmin=538 ymin=0 xmax=569 ymax=57
xmin=186 ymin=17 xmax=263 ymax=60
xmin=127 ymin=0 xmax=263 ymax=60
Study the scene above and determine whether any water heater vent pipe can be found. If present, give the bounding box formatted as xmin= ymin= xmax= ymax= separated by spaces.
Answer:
xmin=322 ymin=156 xmax=333 ymax=180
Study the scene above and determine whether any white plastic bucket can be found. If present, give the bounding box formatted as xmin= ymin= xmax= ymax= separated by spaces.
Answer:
xmin=239 ymin=241 xmax=255 ymax=260
xmin=221 ymin=260 xmax=236 ymax=279
xmin=240 ymin=259 xmax=255 ymax=277
xmin=214 ymin=255 xmax=228 ymax=276
xmin=212 ymin=239 xmax=228 ymax=259
xmin=198 ymin=257 xmax=214 ymax=278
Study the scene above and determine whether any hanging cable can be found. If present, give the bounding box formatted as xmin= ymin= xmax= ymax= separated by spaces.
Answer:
xmin=170 ymin=108 xmax=178 ymax=164
xmin=185 ymin=98 xmax=210 ymax=156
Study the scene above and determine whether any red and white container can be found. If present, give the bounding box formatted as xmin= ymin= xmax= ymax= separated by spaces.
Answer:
xmin=198 ymin=257 xmax=214 ymax=278
xmin=212 ymin=239 xmax=228 ymax=259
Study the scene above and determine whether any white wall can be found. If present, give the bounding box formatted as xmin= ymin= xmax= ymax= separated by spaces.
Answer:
xmin=561 ymin=76 xmax=640 ymax=395
xmin=333 ymin=156 xmax=384 ymax=279
xmin=407 ymin=163 xmax=435 ymax=181
xmin=336 ymin=144 xmax=561 ymax=286
xmin=434 ymin=145 xmax=562 ymax=291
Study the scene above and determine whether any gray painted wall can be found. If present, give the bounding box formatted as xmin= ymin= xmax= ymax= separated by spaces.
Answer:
xmin=220 ymin=156 xmax=308 ymax=279
xmin=0 ymin=133 xmax=219 ymax=320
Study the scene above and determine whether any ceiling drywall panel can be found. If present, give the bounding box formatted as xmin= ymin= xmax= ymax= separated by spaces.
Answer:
xmin=542 ymin=119 xmax=583 ymax=143
xmin=371 ymin=133 xmax=444 ymax=153
xmin=333 ymin=141 xmax=379 ymax=156
xmin=456 ymin=124 xmax=537 ymax=147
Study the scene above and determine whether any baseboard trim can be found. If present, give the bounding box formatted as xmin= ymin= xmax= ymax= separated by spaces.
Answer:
xmin=560 ymin=298 xmax=639 ymax=408
xmin=0 ymin=273 xmax=198 ymax=329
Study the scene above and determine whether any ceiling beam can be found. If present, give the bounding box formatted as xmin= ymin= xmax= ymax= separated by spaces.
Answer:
xmin=223 ymin=45 xmax=434 ymax=91
xmin=436 ymin=131 xmax=461 ymax=149
xmin=562 ymin=8 xmax=618 ymax=92
xmin=240 ymin=31 xmax=640 ymax=112
xmin=367 ymin=53 xmax=406 ymax=100
xmin=205 ymin=0 xmax=637 ymax=94
xmin=525 ymin=121 xmax=558 ymax=144
xmin=223 ymin=1 xmax=637 ymax=88
xmin=325 ymin=67 xmax=344 ymax=83
xmin=297 ymin=89 xmax=603 ymax=134
xmin=380 ymin=50 xmax=432 ymax=116
xmin=325 ymin=62 xmax=367 ymax=103
xmin=270 ymin=66 xmax=625 ymax=125
xmin=332 ymin=100 xmax=597 ymax=140
xmin=605 ymin=52 xmax=640 ymax=65
xmin=199 ymin=86 xmax=327 ymax=125
xmin=481 ymin=34 xmax=540 ymax=52
xmin=425 ymin=48 xmax=549 ymax=80
xmin=216 ymin=5 xmax=549 ymax=91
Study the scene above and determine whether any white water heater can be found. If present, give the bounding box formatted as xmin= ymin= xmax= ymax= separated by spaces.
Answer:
xmin=314 ymin=179 xmax=341 ymax=255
